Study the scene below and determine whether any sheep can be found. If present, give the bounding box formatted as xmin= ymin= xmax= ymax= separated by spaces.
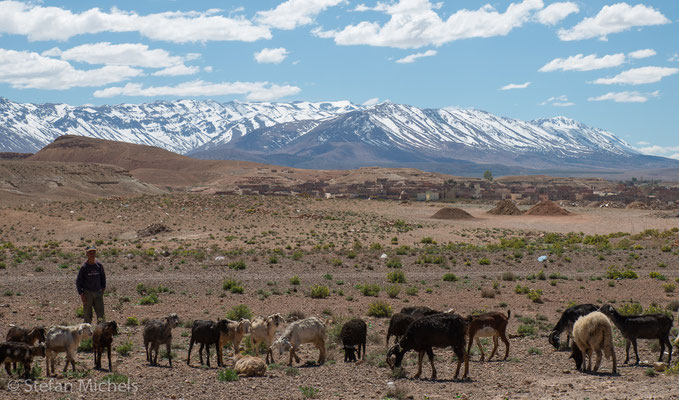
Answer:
xmin=45 ymin=323 xmax=93 ymax=376
xmin=600 ymin=304 xmax=673 ymax=364
xmin=340 ymin=318 xmax=367 ymax=362
xmin=569 ymin=311 xmax=617 ymax=374
xmin=271 ymin=317 xmax=326 ymax=366
xmin=386 ymin=312 xmax=469 ymax=381
xmin=217 ymin=319 xmax=251 ymax=366
xmin=187 ymin=319 xmax=230 ymax=368
xmin=465 ymin=310 xmax=511 ymax=361
xmin=143 ymin=313 xmax=179 ymax=367
xmin=548 ymin=304 xmax=598 ymax=350
xmin=1 ymin=342 xmax=45 ymax=379
xmin=234 ymin=355 xmax=267 ymax=377
xmin=250 ymin=314 xmax=284 ymax=364
xmin=387 ymin=307 xmax=442 ymax=345
xmin=5 ymin=325 xmax=46 ymax=371
xmin=92 ymin=321 xmax=118 ymax=371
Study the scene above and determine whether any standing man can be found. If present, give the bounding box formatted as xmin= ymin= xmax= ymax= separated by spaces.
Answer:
xmin=76 ymin=245 xmax=106 ymax=323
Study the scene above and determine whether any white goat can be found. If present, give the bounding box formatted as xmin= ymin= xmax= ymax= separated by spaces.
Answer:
xmin=45 ymin=323 xmax=93 ymax=376
xmin=571 ymin=311 xmax=617 ymax=374
xmin=271 ymin=317 xmax=326 ymax=366
xmin=250 ymin=313 xmax=284 ymax=364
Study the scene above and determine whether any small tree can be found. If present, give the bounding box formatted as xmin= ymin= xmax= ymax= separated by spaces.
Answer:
xmin=483 ymin=170 xmax=493 ymax=182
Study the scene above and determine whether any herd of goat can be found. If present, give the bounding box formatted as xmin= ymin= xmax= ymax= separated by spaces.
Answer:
xmin=0 ymin=303 xmax=675 ymax=381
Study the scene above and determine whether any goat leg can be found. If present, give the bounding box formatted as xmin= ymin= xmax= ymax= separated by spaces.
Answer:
xmin=624 ymin=340 xmax=631 ymax=364
xmin=475 ymin=337 xmax=485 ymax=362
xmin=413 ymin=351 xmax=425 ymax=379
xmin=206 ymin=343 xmax=211 ymax=368
xmin=187 ymin=339 xmax=194 ymax=366
xmin=500 ymin=331 xmax=510 ymax=360
xmin=107 ymin=344 xmax=112 ymax=371
xmin=632 ymin=339 xmax=640 ymax=365
xmin=426 ymin=348 xmax=436 ymax=381
xmin=167 ymin=343 xmax=173 ymax=367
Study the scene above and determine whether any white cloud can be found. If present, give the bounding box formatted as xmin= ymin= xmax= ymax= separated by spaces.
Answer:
xmin=627 ymin=48 xmax=655 ymax=59
xmin=539 ymin=53 xmax=626 ymax=72
xmin=558 ymin=3 xmax=669 ymax=41
xmin=152 ymin=65 xmax=200 ymax=76
xmin=43 ymin=42 xmax=188 ymax=68
xmin=539 ymin=94 xmax=574 ymax=106
xmin=500 ymin=81 xmax=531 ymax=90
xmin=536 ymin=2 xmax=579 ymax=25
xmin=93 ymin=80 xmax=301 ymax=101
xmin=255 ymin=0 xmax=344 ymax=30
xmin=591 ymin=66 xmax=679 ymax=85
xmin=0 ymin=1 xmax=271 ymax=43
xmin=636 ymin=141 xmax=650 ymax=146
xmin=362 ymin=97 xmax=380 ymax=106
xmin=204 ymin=66 xmax=213 ymax=72
xmin=395 ymin=49 xmax=437 ymax=63
xmin=0 ymin=48 xmax=141 ymax=90
xmin=669 ymin=54 xmax=679 ymax=62
xmin=588 ymin=90 xmax=659 ymax=103
xmin=636 ymin=145 xmax=679 ymax=159
xmin=353 ymin=3 xmax=389 ymax=12
xmin=254 ymin=47 xmax=289 ymax=64
xmin=315 ymin=0 xmax=543 ymax=49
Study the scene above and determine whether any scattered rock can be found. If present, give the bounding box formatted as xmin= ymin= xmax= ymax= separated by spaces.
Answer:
xmin=137 ymin=223 xmax=171 ymax=237
xmin=654 ymin=362 xmax=667 ymax=372
xmin=431 ymin=207 xmax=474 ymax=220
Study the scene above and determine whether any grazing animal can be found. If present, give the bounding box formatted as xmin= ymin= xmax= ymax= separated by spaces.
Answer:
xmin=92 ymin=321 xmax=118 ymax=371
xmin=5 ymin=325 xmax=46 ymax=370
xmin=400 ymin=306 xmax=441 ymax=316
xmin=387 ymin=313 xmax=469 ymax=381
xmin=569 ymin=311 xmax=617 ymax=374
xmin=0 ymin=342 xmax=45 ymax=379
xmin=45 ymin=323 xmax=93 ymax=376
xmin=187 ymin=319 xmax=230 ymax=368
xmin=466 ymin=310 xmax=511 ymax=361
xmin=250 ymin=314 xmax=284 ymax=364
xmin=143 ymin=313 xmax=179 ymax=367
xmin=600 ymin=304 xmax=673 ymax=364
xmin=218 ymin=319 xmax=251 ymax=366
xmin=234 ymin=355 xmax=267 ymax=377
xmin=549 ymin=304 xmax=598 ymax=350
xmin=271 ymin=317 xmax=326 ymax=366
xmin=387 ymin=307 xmax=442 ymax=345
xmin=340 ymin=318 xmax=367 ymax=362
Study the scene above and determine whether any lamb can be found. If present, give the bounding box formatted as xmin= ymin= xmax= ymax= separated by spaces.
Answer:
xmin=600 ymin=304 xmax=673 ymax=364
xmin=143 ymin=313 xmax=179 ymax=367
xmin=0 ymin=342 xmax=45 ymax=379
xmin=465 ymin=310 xmax=511 ymax=361
xmin=45 ymin=323 xmax=93 ymax=376
xmin=340 ymin=318 xmax=367 ymax=362
xmin=5 ymin=325 xmax=46 ymax=371
xmin=387 ymin=307 xmax=441 ymax=345
xmin=187 ymin=319 xmax=230 ymax=368
xmin=387 ymin=312 xmax=469 ymax=381
xmin=250 ymin=314 xmax=284 ymax=364
xmin=92 ymin=321 xmax=118 ymax=371
xmin=234 ymin=355 xmax=267 ymax=377
xmin=548 ymin=304 xmax=598 ymax=350
xmin=217 ymin=319 xmax=251 ymax=366
xmin=569 ymin=311 xmax=617 ymax=374
xmin=271 ymin=317 xmax=326 ymax=366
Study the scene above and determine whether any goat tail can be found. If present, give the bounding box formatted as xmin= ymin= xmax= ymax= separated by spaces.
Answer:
xmin=507 ymin=310 xmax=511 ymax=320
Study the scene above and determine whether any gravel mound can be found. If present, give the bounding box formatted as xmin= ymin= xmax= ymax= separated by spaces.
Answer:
xmin=137 ymin=223 xmax=171 ymax=237
xmin=431 ymin=207 xmax=474 ymax=220
xmin=525 ymin=200 xmax=570 ymax=216
xmin=487 ymin=200 xmax=523 ymax=215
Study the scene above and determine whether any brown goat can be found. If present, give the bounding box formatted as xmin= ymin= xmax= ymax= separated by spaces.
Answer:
xmin=1 ymin=342 xmax=45 ymax=379
xmin=5 ymin=325 xmax=46 ymax=371
xmin=466 ymin=310 xmax=511 ymax=361
xmin=93 ymin=321 xmax=118 ymax=371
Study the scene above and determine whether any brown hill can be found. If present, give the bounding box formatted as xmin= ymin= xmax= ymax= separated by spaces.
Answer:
xmin=0 ymin=160 xmax=163 ymax=203
xmin=525 ymin=200 xmax=570 ymax=216
xmin=488 ymin=200 xmax=523 ymax=215
xmin=431 ymin=207 xmax=474 ymax=220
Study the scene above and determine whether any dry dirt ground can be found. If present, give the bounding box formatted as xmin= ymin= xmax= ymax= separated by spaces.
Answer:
xmin=1 ymin=194 xmax=679 ymax=399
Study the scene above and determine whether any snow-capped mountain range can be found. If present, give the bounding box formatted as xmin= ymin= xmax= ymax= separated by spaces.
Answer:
xmin=0 ymin=97 xmax=673 ymax=174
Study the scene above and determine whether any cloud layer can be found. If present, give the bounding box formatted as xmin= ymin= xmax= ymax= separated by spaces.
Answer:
xmin=558 ymin=3 xmax=669 ymax=41
xmin=93 ymin=81 xmax=301 ymax=101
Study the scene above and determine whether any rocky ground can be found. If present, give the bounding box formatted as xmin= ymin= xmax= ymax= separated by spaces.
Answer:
xmin=1 ymin=194 xmax=678 ymax=399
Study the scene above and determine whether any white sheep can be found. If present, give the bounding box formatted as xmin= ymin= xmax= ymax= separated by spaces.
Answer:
xmin=571 ymin=311 xmax=617 ymax=374
xmin=271 ymin=316 xmax=326 ymax=366
xmin=250 ymin=313 xmax=284 ymax=363
xmin=45 ymin=323 xmax=93 ymax=376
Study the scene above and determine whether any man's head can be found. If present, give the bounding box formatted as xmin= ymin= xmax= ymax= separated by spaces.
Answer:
xmin=86 ymin=245 xmax=96 ymax=262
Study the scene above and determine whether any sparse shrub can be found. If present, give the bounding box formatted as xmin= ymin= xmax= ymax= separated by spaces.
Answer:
xmin=226 ymin=304 xmax=253 ymax=321
xmin=666 ymin=300 xmax=679 ymax=312
xmin=618 ymin=302 xmax=643 ymax=316
xmin=360 ymin=284 xmax=381 ymax=297
xmin=386 ymin=257 xmax=402 ymax=268
xmin=290 ymin=275 xmax=301 ymax=285
xmin=223 ymin=279 xmax=244 ymax=294
xmin=537 ymin=270 xmax=546 ymax=280
xmin=663 ymin=283 xmax=676 ymax=293
xmin=139 ymin=293 xmax=159 ymax=305
xmin=514 ymin=285 xmax=529 ymax=294
xmin=116 ymin=340 xmax=133 ymax=356
xmin=218 ymin=368 xmax=239 ymax=382
xmin=386 ymin=285 xmax=401 ymax=299
xmin=299 ymin=386 xmax=320 ymax=399
xmin=479 ymin=258 xmax=490 ymax=265
xmin=517 ymin=324 xmax=537 ymax=337
xmin=405 ymin=286 xmax=419 ymax=296
xmin=606 ymin=265 xmax=638 ymax=280
xmin=527 ymin=289 xmax=543 ymax=303
xmin=502 ymin=272 xmax=516 ymax=281
xmin=125 ymin=317 xmax=139 ymax=327
xmin=387 ymin=270 xmax=406 ymax=283
xmin=228 ymin=260 xmax=246 ymax=270
xmin=481 ymin=288 xmax=495 ymax=298
xmin=528 ymin=347 xmax=542 ymax=355
xmin=442 ymin=273 xmax=458 ymax=282
xmin=310 ymin=285 xmax=330 ymax=299
xmin=420 ymin=237 xmax=435 ymax=244
xmin=367 ymin=301 xmax=392 ymax=318
xmin=650 ymin=272 xmax=667 ymax=281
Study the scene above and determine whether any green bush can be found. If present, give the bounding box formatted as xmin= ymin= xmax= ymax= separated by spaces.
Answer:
xmin=116 ymin=341 xmax=133 ymax=356
xmin=360 ymin=284 xmax=381 ymax=297
xmin=663 ymin=283 xmax=676 ymax=293
xmin=139 ymin=293 xmax=159 ymax=305
xmin=442 ymin=273 xmax=458 ymax=282
xmin=479 ymin=258 xmax=490 ymax=265
xmin=223 ymin=279 xmax=244 ymax=294
xmin=125 ymin=317 xmax=139 ymax=327
xmin=218 ymin=368 xmax=239 ymax=382
xmin=517 ymin=324 xmax=537 ymax=336
xmin=299 ymin=385 xmax=320 ymax=399
xmin=406 ymin=286 xmax=419 ymax=296
xmin=309 ymin=285 xmax=330 ymax=299
xmin=527 ymin=289 xmax=543 ymax=303
xmin=78 ymin=338 xmax=93 ymax=352
xmin=289 ymin=275 xmax=301 ymax=285
xmin=606 ymin=265 xmax=638 ymax=280
xmin=387 ymin=270 xmax=406 ymax=283
xmin=226 ymin=304 xmax=253 ymax=321
xmin=386 ymin=257 xmax=402 ymax=268
xmin=420 ymin=237 xmax=435 ymax=244
xmin=618 ymin=303 xmax=643 ymax=316
xmin=649 ymin=272 xmax=667 ymax=281
xmin=228 ymin=260 xmax=246 ymax=270
xmin=367 ymin=301 xmax=392 ymax=318
xmin=386 ymin=285 xmax=401 ymax=299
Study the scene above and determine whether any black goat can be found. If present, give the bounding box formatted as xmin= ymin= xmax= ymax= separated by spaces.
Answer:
xmin=187 ymin=319 xmax=230 ymax=368
xmin=5 ymin=325 xmax=46 ymax=371
xmin=387 ymin=313 xmax=469 ymax=381
xmin=93 ymin=321 xmax=118 ymax=371
xmin=387 ymin=307 xmax=441 ymax=345
xmin=1 ymin=342 xmax=45 ymax=379
xmin=548 ymin=304 xmax=598 ymax=350
xmin=340 ymin=318 xmax=367 ymax=362
xmin=600 ymin=304 xmax=673 ymax=364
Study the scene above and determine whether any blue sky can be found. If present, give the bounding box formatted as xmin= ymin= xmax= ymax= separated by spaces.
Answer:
xmin=0 ymin=1 xmax=677 ymax=157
